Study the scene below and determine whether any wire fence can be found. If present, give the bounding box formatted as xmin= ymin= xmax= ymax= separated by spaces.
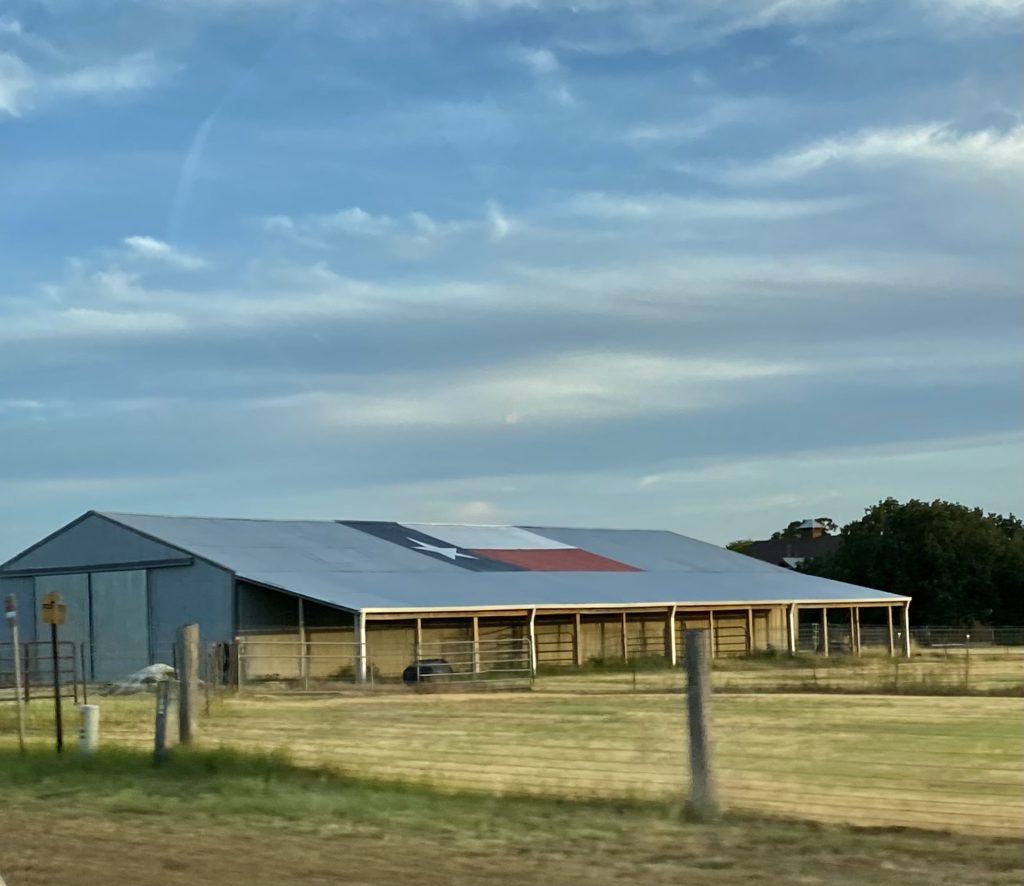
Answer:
xmin=2 ymin=627 xmax=1023 ymax=840
xmin=228 ymin=636 xmax=533 ymax=692
xmin=178 ymin=684 xmax=1023 ymax=838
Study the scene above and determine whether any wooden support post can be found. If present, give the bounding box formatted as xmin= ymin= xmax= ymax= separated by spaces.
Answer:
xmin=178 ymin=623 xmax=199 ymax=745
xmin=707 ymin=610 xmax=716 ymax=659
xmin=527 ymin=609 xmax=538 ymax=675
xmin=621 ymin=612 xmax=629 ymax=661
xmin=354 ymin=612 xmax=367 ymax=683
xmin=787 ymin=603 xmax=797 ymax=655
xmin=852 ymin=607 xmax=862 ymax=656
xmin=667 ymin=606 xmax=678 ymax=666
xmin=821 ymin=608 xmax=829 ymax=657
xmin=297 ymin=596 xmax=308 ymax=690
xmin=573 ymin=612 xmax=583 ymax=667
xmin=901 ymin=602 xmax=912 ymax=659
xmin=684 ymin=628 xmax=718 ymax=819
xmin=746 ymin=608 xmax=755 ymax=654
xmin=414 ymin=617 xmax=423 ymax=661
xmin=471 ymin=616 xmax=480 ymax=674
xmin=886 ymin=606 xmax=895 ymax=657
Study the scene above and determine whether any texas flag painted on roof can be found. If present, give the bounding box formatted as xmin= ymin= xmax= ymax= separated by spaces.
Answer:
xmin=340 ymin=521 xmax=642 ymax=572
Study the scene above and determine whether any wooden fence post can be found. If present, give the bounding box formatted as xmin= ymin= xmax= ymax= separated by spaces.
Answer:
xmin=684 ymin=628 xmax=719 ymax=819
xmin=178 ymin=624 xmax=200 ymax=745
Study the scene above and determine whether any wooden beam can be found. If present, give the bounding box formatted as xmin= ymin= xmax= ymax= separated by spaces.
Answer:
xmin=527 ymin=609 xmax=538 ymax=675
xmin=787 ymin=604 xmax=797 ymax=655
xmin=471 ymin=615 xmax=480 ymax=674
xmin=667 ymin=606 xmax=678 ymax=666
xmin=746 ymin=607 xmax=755 ymax=654
xmin=708 ymin=609 xmax=716 ymax=659
xmin=573 ymin=612 xmax=583 ymax=667
xmin=297 ymin=597 xmax=308 ymax=689
xmin=886 ymin=606 xmax=895 ymax=657
xmin=621 ymin=611 xmax=629 ymax=661
xmin=852 ymin=607 xmax=862 ymax=657
xmin=901 ymin=602 xmax=912 ymax=659
xmin=821 ymin=607 xmax=829 ymax=657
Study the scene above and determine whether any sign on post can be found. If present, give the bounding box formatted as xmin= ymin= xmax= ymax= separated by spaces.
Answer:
xmin=40 ymin=592 xmax=66 ymax=752
xmin=40 ymin=592 xmax=67 ymax=625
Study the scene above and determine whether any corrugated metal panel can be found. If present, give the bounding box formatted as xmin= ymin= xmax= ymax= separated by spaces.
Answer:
xmin=243 ymin=569 xmax=902 ymax=611
xmin=529 ymin=527 xmax=783 ymax=574
xmin=402 ymin=524 xmax=573 ymax=550
xmin=99 ymin=514 xmax=453 ymax=574
xmin=88 ymin=512 xmax=906 ymax=612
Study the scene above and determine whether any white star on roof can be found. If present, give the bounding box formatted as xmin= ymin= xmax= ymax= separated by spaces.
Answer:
xmin=408 ymin=538 xmax=478 ymax=560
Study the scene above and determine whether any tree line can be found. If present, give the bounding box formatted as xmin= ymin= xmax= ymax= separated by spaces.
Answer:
xmin=734 ymin=499 xmax=1024 ymax=626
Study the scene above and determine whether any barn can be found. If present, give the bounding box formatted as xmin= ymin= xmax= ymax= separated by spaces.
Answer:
xmin=0 ymin=511 xmax=912 ymax=682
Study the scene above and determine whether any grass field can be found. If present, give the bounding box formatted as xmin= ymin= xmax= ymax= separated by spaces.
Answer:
xmin=4 ymin=679 xmax=1021 ymax=839
xmin=1 ymin=657 xmax=1021 ymax=885
xmin=1 ymin=746 xmax=1023 ymax=886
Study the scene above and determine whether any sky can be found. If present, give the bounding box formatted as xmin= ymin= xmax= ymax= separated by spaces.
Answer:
xmin=1 ymin=0 xmax=1022 ymax=557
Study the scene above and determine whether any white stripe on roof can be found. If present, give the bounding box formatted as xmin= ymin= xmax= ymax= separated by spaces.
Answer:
xmin=401 ymin=523 xmax=573 ymax=550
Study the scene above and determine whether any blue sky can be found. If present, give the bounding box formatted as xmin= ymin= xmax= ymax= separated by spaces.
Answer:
xmin=1 ymin=0 xmax=1021 ymax=555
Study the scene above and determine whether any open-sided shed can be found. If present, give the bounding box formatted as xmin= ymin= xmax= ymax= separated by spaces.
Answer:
xmin=0 ymin=511 xmax=912 ymax=681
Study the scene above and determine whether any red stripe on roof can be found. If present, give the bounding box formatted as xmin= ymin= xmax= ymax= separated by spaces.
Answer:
xmin=470 ymin=548 xmax=641 ymax=572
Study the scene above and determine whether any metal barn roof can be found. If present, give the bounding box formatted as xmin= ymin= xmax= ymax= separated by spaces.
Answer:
xmin=90 ymin=512 xmax=906 ymax=613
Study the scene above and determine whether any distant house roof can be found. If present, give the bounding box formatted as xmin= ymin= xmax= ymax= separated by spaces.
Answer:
xmin=741 ymin=535 xmax=842 ymax=569
xmin=40 ymin=512 xmax=897 ymax=613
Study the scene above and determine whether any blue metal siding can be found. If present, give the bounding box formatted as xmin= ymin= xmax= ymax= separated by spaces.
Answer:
xmin=0 ymin=575 xmax=36 ymax=640
xmin=148 ymin=560 xmax=234 ymax=656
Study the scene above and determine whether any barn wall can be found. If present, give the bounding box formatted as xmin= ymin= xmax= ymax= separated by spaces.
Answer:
xmin=367 ymin=621 xmax=415 ymax=677
xmin=579 ymin=614 xmax=626 ymax=662
xmin=768 ymin=605 xmax=787 ymax=648
xmin=626 ymin=613 xmax=668 ymax=658
xmin=535 ymin=616 xmax=574 ymax=665
xmin=0 ymin=575 xmax=35 ymax=638
xmin=2 ymin=513 xmax=187 ymax=572
xmin=148 ymin=560 xmax=234 ymax=656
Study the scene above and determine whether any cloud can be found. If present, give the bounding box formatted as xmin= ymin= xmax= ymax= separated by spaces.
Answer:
xmin=930 ymin=0 xmax=1024 ymax=17
xmin=0 ymin=307 xmax=188 ymax=344
xmin=513 ymin=46 xmax=560 ymax=75
xmin=320 ymin=207 xmax=399 ymax=237
xmin=263 ymin=203 xmax=515 ymax=252
xmin=0 ymin=50 xmax=168 ymax=118
xmin=625 ymin=97 xmax=781 ymax=144
xmin=511 ymin=44 xmax=574 ymax=106
xmin=123 ymin=236 xmax=207 ymax=270
xmin=486 ymin=202 xmax=512 ymax=240
xmin=0 ymin=51 xmax=32 ymax=115
xmin=261 ymin=351 xmax=805 ymax=430
xmin=50 ymin=52 xmax=165 ymax=97
xmin=564 ymin=191 xmax=855 ymax=222
xmin=734 ymin=123 xmax=1024 ymax=182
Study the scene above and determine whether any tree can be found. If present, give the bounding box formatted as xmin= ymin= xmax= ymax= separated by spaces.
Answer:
xmin=770 ymin=517 xmax=838 ymax=540
xmin=799 ymin=498 xmax=1024 ymax=626
xmin=726 ymin=539 xmax=754 ymax=553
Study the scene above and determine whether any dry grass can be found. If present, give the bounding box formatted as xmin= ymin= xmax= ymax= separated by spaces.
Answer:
xmin=10 ymin=683 xmax=1019 ymax=839
xmin=1 ymin=746 xmax=1022 ymax=886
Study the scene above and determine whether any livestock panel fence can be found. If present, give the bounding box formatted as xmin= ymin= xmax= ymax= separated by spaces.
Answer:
xmin=228 ymin=635 xmax=533 ymax=692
